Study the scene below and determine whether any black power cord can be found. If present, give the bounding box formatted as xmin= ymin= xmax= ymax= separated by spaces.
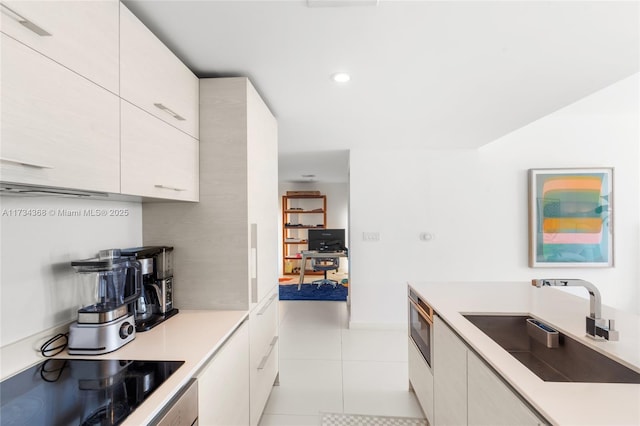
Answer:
xmin=39 ymin=332 xmax=69 ymax=358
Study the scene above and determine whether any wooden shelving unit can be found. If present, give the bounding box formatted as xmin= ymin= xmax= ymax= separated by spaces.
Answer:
xmin=282 ymin=193 xmax=327 ymax=275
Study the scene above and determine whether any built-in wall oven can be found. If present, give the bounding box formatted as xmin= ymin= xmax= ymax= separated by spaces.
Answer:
xmin=408 ymin=288 xmax=434 ymax=368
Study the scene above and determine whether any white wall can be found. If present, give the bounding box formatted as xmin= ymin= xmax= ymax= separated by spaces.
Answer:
xmin=278 ymin=182 xmax=349 ymax=274
xmin=349 ymin=74 xmax=639 ymax=328
xmin=0 ymin=196 xmax=142 ymax=346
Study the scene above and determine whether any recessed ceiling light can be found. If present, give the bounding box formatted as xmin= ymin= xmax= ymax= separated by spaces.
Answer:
xmin=331 ymin=72 xmax=351 ymax=83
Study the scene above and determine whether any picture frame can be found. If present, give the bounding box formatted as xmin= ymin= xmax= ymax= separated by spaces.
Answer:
xmin=528 ymin=168 xmax=613 ymax=268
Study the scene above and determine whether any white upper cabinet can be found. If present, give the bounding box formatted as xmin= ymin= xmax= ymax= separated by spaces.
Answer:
xmin=0 ymin=0 xmax=119 ymax=94
xmin=121 ymin=101 xmax=199 ymax=202
xmin=0 ymin=34 xmax=120 ymax=193
xmin=1 ymin=2 xmax=199 ymax=199
xmin=120 ymin=4 xmax=199 ymax=139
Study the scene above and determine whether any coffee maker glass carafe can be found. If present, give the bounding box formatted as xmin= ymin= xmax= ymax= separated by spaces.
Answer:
xmin=68 ymin=250 xmax=141 ymax=355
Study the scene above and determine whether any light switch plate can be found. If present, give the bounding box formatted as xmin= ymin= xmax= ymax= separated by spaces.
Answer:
xmin=362 ymin=232 xmax=380 ymax=241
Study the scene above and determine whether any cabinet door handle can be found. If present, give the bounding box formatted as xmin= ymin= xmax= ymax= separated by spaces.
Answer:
xmin=154 ymin=103 xmax=186 ymax=121
xmin=154 ymin=184 xmax=187 ymax=192
xmin=257 ymin=336 xmax=279 ymax=370
xmin=256 ymin=293 xmax=278 ymax=316
xmin=0 ymin=157 xmax=54 ymax=169
xmin=250 ymin=223 xmax=258 ymax=303
xmin=1 ymin=4 xmax=52 ymax=36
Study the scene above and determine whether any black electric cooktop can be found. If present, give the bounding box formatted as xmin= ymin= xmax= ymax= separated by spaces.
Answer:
xmin=0 ymin=359 xmax=184 ymax=426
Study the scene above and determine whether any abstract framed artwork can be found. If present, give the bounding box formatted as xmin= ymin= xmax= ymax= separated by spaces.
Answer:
xmin=528 ymin=168 xmax=613 ymax=267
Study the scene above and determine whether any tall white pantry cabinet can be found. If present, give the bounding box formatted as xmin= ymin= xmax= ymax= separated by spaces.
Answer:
xmin=143 ymin=77 xmax=279 ymax=426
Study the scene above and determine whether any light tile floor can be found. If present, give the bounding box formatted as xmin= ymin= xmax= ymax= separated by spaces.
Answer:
xmin=259 ymin=301 xmax=425 ymax=426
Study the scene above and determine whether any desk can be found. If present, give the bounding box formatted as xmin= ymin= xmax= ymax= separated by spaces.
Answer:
xmin=298 ymin=250 xmax=348 ymax=289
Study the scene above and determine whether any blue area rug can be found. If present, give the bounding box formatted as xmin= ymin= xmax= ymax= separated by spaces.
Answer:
xmin=279 ymin=284 xmax=348 ymax=301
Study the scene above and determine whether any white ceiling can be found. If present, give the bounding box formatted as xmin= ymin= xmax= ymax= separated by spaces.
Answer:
xmin=123 ymin=0 xmax=639 ymax=183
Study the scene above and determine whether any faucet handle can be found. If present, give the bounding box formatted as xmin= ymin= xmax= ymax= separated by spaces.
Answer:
xmin=607 ymin=319 xmax=620 ymax=341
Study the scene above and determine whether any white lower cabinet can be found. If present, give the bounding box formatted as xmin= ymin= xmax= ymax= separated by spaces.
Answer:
xmin=249 ymin=286 xmax=279 ymax=426
xmin=428 ymin=316 xmax=547 ymax=426
xmin=408 ymin=339 xmax=434 ymax=425
xmin=467 ymin=352 xmax=545 ymax=426
xmin=196 ymin=320 xmax=250 ymax=426
xmin=433 ymin=315 xmax=468 ymax=426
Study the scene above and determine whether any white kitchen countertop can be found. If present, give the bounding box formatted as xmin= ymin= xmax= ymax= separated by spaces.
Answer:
xmin=0 ymin=309 xmax=248 ymax=425
xmin=409 ymin=281 xmax=640 ymax=426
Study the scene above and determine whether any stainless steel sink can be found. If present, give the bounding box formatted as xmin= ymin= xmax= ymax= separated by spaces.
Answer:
xmin=463 ymin=314 xmax=640 ymax=383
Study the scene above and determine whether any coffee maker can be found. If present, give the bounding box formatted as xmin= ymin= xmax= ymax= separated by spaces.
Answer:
xmin=68 ymin=250 xmax=141 ymax=355
xmin=121 ymin=246 xmax=178 ymax=331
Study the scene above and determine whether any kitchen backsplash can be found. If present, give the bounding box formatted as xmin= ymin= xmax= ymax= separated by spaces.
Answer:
xmin=0 ymin=195 xmax=142 ymax=347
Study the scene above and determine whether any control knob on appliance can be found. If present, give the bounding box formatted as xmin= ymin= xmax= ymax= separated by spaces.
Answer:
xmin=120 ymin=322 xmax=134 ymax=339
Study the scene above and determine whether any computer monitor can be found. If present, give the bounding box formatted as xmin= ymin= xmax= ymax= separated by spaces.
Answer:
xmin=308 ymin=229 xmax=346 ymax=252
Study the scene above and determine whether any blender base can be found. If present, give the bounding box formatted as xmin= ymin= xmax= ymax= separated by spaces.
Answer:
xmin=68 ymin=314 xmax=136 ymax=355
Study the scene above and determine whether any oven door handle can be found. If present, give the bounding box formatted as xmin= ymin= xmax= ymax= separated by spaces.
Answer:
xmin=409 ymin=298 xmax=433 ymax=325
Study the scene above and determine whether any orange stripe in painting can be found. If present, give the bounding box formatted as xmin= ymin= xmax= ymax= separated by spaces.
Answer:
xmin=542 ymin=176 xmax=603 ymax=194
xmin=543 ymin=218 xmax=602 ymax=233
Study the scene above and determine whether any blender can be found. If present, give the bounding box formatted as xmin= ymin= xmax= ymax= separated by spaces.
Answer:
xmin=68 ymin=249 xmax=141 ymax=355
